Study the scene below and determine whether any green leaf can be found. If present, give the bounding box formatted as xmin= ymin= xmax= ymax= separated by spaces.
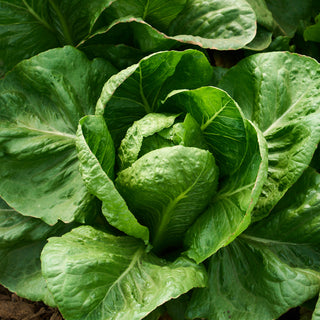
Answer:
xmin=161 ymin=87 xmax=248 ymax=176
xmin=0 ymin=199 xmax=75 ymax=306
xmin=0 ymin=0 xmax=114 ymax=74
xmin=187 ymin=168 xmax=320 ymax=320
xmin=0 ymin=0 xmax=58 ymax=75
xmin=187 ymin=237 xmax=320 ymax=320
xmin=304 ymin=14 xmax=320 ymax=43
xmin=118 ymin=113 xmax=179 ymax=170
xmin=244 ymin=25 xmax=272 ymax=51
xmin=264 ymin=0 xmax=316 ymax=37
xmin=245 ymin=0 xmax=275 ymax=31
xmin=219 ymin=52 xmax=320 ymax=221
xmin=313 ymin=296 xmax=320 ymax=320
xmin=95 ymin=50 xmax=213 ymax=146
xmin=184 ymin=119 xmax=268 ymax=263
xmin=101 ymin=0 xmax=187 ymax=31
xmin=116 ymin=146 xmax=219 ymax=254
xmin=76 ymin=115 xmax=149 ymax=244
xmin=41 ymin=226 xmax=207 ymax=320
xmin=88 ymin=0 xmax=256 ymax=51
xmin=0 ymin=46 xmax=117 ymax=225
xmin=168 ymin=0 xmax=256 ymax=50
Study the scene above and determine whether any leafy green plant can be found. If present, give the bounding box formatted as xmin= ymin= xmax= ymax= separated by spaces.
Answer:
xmin=0 ymin=0 xmax=257 ymax=74
xmin=1 ymin=44 xmax=320 ymax=320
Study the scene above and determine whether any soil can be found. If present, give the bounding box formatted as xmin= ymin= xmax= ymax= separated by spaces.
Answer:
xmin=0 ymin=285 xmax=62 ymax=320
xmin=0 ymin=284 xmax=307 ymax=320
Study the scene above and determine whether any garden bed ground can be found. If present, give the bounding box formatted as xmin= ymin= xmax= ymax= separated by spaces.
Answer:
xmin=0 ymin=285 xmax=62 ymax=320
xmin=0 ymin=284 xmax=312 ymax=320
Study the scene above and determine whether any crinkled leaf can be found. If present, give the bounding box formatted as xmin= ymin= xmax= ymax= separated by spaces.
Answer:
xmin=184 ymin=120 xmax=268 ymax=263
xmin=118 ymin=113 xmax=178 ymax=170
xmin=0 ymin=198 xmax=74 ymax=306
xmin=187 ymin=168 xmax=320 ymax=320
xmin=76 ymin=115 xmax=149 ymax=244
xmin=219 ymin=52 xmax=320 ymax=221
xmin=161 ymin=87 xmax=248 ymax=176
xmin=116 ymin=146 xmax=219 ymax=253
xmin=0 ymin=46 xmax=117 ymax=224
xmin=0 ymin=0 xmax=114 ymax=74
xmin=87 ymin=0 xmax=256 ymax=51
xmin=95 ymin=50 xmax=213 ymax=145
xmin=41 ymin=226 xmax=207 ymax=320
xmin=187 ymin=237 xmax=320 ymax=320
xmin=168 ymin=0 xmax=256 ymax=50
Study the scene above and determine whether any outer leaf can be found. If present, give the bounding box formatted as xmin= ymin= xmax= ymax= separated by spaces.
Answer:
xmin=184 ymin=120 xmax=268 ymax=263
xmin=187 ymin=168 xmax=320 ymax=320
xmin=168 ymin=0 xmax=256 ymax=50
xmin=244 ymin=25 xmax=272 ymax=51
xmin=187 ymin=237 xmax=320 ymax=320
xmin=95 ymin=50 xmax=213 ymax=145
xmin=219 ymin=52 xmax=320 ymax=221
xmin=0 ymin=198 xmax=72 ymax=306
xmin=88 ymin=0 xmax=256 ymax=51
xmin=116 ymin=146 xmax=219 ymax=253
xmin=76 ymin=115 xmax=149 ymax=243
xmin=264 ymin=0 xmax=316 ymax=37
xmin=0 ymin=0 xmax=114 ymax=74
xmin=41 ymin=226 xmax=207 ymax=320
xmin=161 ymin=87 xmax=248 ymax=176
xmin=245 ymin=0 xmax=274 ymax=31
xmin=101 ymin=0 xmax=187 ymax=30
xmin=0 ymin=46 xmax=117 ymax=224
xmin=0 ymin=0 xmax=58 ymax=74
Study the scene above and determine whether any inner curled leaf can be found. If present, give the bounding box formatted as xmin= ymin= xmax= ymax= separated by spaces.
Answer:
xmin=116 ymin=145 xmax=219 ymax=254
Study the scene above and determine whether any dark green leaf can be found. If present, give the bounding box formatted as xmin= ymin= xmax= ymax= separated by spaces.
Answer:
xmin=187 ymin=168 xmax=320 ymax=320
xmin=95 ymin=50 xmax=213 ymax=146
xmin=304 ymin=14 xmax=320 ymax=42
xmin=219 ymin=52 xmax=320 ymax=221
xmin=0 ymin=0 xmax=114 ymax=74
xmin=0 ymin=199 xmax=75 ymax=306
xmin=168 ymin=0 xmax=256 ymax=50
xmin=0 ymin=46 xmax=117 ymax=224
xmin=184 ymin=119 xmax=268 ymax=263
xmin=161 ymin=87 xmax=248 ymax=176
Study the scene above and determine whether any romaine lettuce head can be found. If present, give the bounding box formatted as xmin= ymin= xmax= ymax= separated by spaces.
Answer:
xmin=77 ymin=50 xmax=269 ymax=262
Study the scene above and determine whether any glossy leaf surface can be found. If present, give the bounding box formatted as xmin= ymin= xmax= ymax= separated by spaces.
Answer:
xmin=76 ymin=115 xmax=149 ymax=243
xmin=187 ymin=168 xmax=320 ymax=320
xmin=116 ymin=145 xmax=219 ymax=253
xmin=0 ymin=46 xmax=117 ymax=224
xmin=219 ymin=52 xmax=320 ymax=221
xmin=96 ymin=50 xmax=213 ymax=145
xmin=184 ymin=119 xmax=268 ymax=263
xmin=0 ymin=0 xmax=114 ymax=74
xmin=42 ymin=226 xmax=207 ymax=320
